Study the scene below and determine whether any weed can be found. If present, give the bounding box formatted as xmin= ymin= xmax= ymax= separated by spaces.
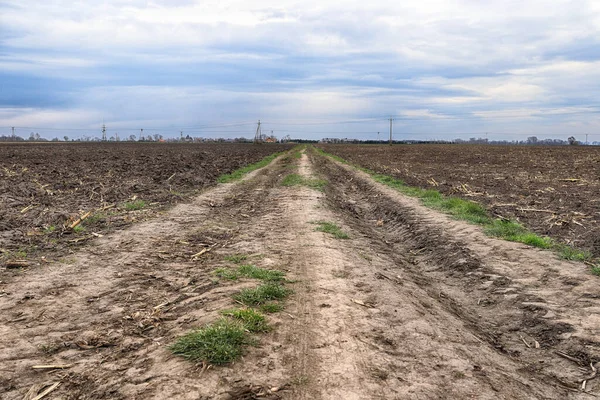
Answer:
xmin=86 ymin=212 xmax=106 ymax=224
xmin=281 ymin=173 xmax=304 ymax=186
xmin=14 ymin=250 xmax=27 ymax=258
xmin=557 ymin=245 xmax=592 ymax=261
xmin=259 ymin=302 xmax=284 ymax=313
xmin=214 ymin=267 xmax=240 ymax=280
xmin=238 ymin=264 xmax=285 ymax=281
xmin=314 ymin=221 xmax=349 ymax=239
xmin=170 ymin=318 xmax=248 ymax=365
xmin=222 ymin=308 xmax=270 ymax=333
xmin=215 ymin=264 xmax=285 ymax=282
xmin=591 ymin=266 xmax=600 ymax=276
xmin=291 ymin=375 xmax=310 ymax=386
xmin=123 ymin=200 xmax=146 ymax=211
xmin=281 ymin=173 xmax=327 ymax=191
xmin=72 ymin=225 xmax=86 ymax=233
xmin=233 ymin=283 xmax=291 ymax=306
xmin=224 ymin=254 xmax=248 ymax=264
xmin=485 ymin=220 xmax=553 ymax=249
xmin=44 ymin=225 xmax=57 ymax=234
xmin=218 ymin=152 xmax=283 ymax=183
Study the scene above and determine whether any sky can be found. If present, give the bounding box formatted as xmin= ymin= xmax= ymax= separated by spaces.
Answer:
xmin=1 ymin=0 xmax=600 ymax=142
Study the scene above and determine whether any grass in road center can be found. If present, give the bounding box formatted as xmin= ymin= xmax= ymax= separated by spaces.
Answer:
xmin=171 ymin=258 xmax=291 ymax=365
xmin=312 ymin=221 xmax=350 ymax=239
xmin=281 ymin=173 xmax=327 ymax=191
xmin=214 ymin=264 xmax=286 ymax=282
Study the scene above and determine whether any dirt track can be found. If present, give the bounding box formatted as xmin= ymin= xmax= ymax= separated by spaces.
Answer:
xmin=1 ymin=148 xmax=599 ymax=399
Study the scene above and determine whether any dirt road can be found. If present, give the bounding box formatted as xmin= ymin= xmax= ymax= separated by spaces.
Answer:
xmin=1 ymin=148 xmax=599 ymax=399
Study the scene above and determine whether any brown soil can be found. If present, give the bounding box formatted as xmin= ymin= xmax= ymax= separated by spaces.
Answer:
xmin=318 ymin=144 xmax=600 ymax=257
xmin=0 ymin=142 xmax=292 ymax=262
xmin=1 ymin=146 xmax=599 ymax=399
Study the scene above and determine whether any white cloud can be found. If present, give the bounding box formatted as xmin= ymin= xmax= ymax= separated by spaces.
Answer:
xmin=2 ymin=0 xmax=600 ymax=139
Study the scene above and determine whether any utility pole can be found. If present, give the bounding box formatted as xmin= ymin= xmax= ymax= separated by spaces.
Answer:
xmin=180 ymin=131 xmax=183 ymax=141
xmin=389 ymin=117 xmax=393 ymax=146
xmin=140 ymin=128 xmax=144 ymax=141
xmin=377 ymin=131 xmax=380 ymax=142
xmin=254 ymin=120 xmax=262 ymax=144
xmin=586 ymin=133 xmax=589 ymax=145
xmin=102 ymin=123 xmax=107 ymax=141
xmin=11 ymin=126 xmax=15 ymax=139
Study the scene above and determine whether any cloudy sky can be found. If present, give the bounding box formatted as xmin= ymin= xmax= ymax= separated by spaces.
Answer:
xmin=1 ymin=0 xmax=600 ymax=141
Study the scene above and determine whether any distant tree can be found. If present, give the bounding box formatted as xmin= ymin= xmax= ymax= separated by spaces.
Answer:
xmin=63 ymin=136 xmax=69 ymax=142
xmin=128 ymin=134 xmax=136 ymax=141
xmin=527 ymin=136 xmax=538 ymax=144
xmin=568 ymin=136 xmax=578 ymax=145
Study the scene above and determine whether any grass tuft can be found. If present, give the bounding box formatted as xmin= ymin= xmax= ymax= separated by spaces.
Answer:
xmin=281 ymin=173 xmax=327 ymax=191
xmin=314 ymin=221 xmax=349 ymax=239
xmin=214 ymin=267 xmax=240 ymax=280
xmin=484 ymin=219 xmax=553 ymax=249
xmin=233 ymin=283 xmax=291 ymax=306
xmin=557 ymin=245 xmax=592 ymax=261
xmin=224 ymin=254 xmax=248 ymax=264
xmin=123 ymin=199 xmax=147 ymax=211
xmin=170 ymin=319 xmax=248 ymax=365
xmin=238 ymin=264 xmax=286 ymax=281
xmin=591 ymin=266 xmax=600 ymax=276
xmin=259 ymin=302 xmax=285 ymax=313
xmin=214 ymin=264 xmax=285 ymax=282
xmin=222 ymin=308 xmax=270 ymax=333
xmin=218 ymin=152 xmax=282 ymax=183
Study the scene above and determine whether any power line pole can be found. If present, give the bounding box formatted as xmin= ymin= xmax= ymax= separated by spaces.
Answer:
xmin=11 ymin=126 xmax=15 ymax=139
xmin=102 ymin=123 xmax=107 ymax=141
xmin=377 ymin=131 xmax=380 ymax=142
xmin=254 ymin=120 xmax=262 ymax=144
xmin=389 ymin=116 xmax=393 ymax=146
xmin=586 ymin=133 xmax=589 ymax=145
xmin=140 ymin=128 xmax=144 ymax=141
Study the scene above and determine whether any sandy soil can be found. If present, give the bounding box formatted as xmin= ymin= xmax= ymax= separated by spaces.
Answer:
xmin=1 ymin=147 xmax=599 ymax=399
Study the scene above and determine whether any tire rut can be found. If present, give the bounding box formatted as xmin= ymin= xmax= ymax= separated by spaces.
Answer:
xmin=310 ymin=148 xmax=600 ymax=398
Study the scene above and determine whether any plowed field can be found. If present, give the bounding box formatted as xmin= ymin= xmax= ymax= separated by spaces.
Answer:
xmin=1 ymin=145 xmax=599 ymax=399
xmin=319 ymin=144 xmax=600 ymax=257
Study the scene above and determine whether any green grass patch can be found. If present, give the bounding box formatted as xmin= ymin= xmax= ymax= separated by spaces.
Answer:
xmin=72 ymin=225 xmax=86 ymax=233
xmin=281 ymin=173 xmax=327 ymax=191
xmin=123 ymin=199 xmax=147 ymax=211
xmin=233 ymin=283 xmax=291 ymax=306
xmin=484 ymin=220 xmax=553 ymax=249
xmin=214 ymin=267 xmax=240 ymax=280
xmin=259 ymin=302 xmax=285 ymax=313
xmin=224 ymin=254 xmax=248 ymax=264
xmin=557 ymin=245 xmax=592 ymax=261
xmin=85 ymin=212 xmax=106 ymax=224
xmin=314 ymin=221 xmax=349 ymax=239
xmin=238 ymin=264 xmax=285 ymax=281
xmin=222 ymin=308 xmax=270 ymax=333
xmin=218 ymin=152 xmax=283 ymax=183
xmin=170 ymin=318 xmax=248 ymax=365
xmin=214 ymin=264 xmax=285 ymax=282
xmin=281 ymin=173 xmax=304 ymax=186
xmin=591 ymin=266 xmax=600 ymax=276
